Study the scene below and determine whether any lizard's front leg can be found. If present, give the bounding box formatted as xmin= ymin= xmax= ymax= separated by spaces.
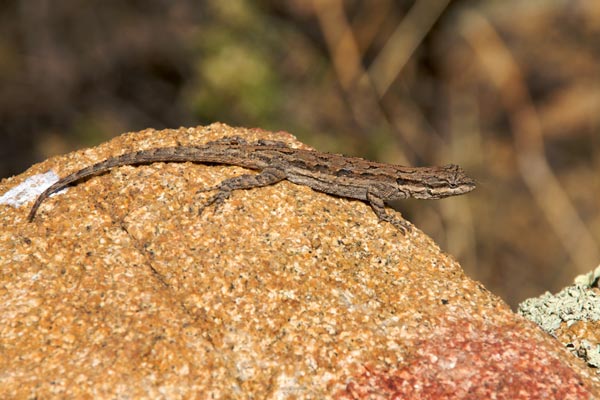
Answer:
xmin=197 ymin=167 xmax=286 ymax=214
xmin=366 ymin=186 xmax=411 ymax=234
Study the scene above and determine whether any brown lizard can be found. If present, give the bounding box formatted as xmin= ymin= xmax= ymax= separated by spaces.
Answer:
xmin=27 ymin=136 xmax=475 ymax=232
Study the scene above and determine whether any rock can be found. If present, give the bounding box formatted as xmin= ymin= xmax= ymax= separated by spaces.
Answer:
xmin=1 ymin=123 xmax=598 ymax=398
xmin=519 ymin=279 xmax=600 ymax=371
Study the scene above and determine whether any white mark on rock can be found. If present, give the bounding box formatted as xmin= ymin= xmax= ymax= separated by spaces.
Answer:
xmin=0 ymin=171 xmax=61 ymax=207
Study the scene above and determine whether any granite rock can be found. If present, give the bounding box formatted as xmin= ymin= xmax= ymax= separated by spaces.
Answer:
xmin=0 ymin=123 xmax=598 ymax=398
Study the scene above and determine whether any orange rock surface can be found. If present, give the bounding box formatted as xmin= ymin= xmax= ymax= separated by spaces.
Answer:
xmin=0 ymin=124 xmax=598 ymax=398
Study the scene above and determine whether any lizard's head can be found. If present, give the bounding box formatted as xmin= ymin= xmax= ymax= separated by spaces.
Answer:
xmin=402 ymin=164 xmax=476 ymax=199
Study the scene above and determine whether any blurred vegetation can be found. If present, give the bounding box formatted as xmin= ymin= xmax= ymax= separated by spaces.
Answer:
xmin=1 ymin=0 xmax=599 ymax=308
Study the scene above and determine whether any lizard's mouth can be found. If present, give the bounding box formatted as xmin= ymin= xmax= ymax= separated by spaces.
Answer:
xmin=411 ymin=180 xmax=476 ymax=199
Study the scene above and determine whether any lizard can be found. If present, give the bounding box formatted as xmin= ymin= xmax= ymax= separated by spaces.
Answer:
xmin=27 ymin=136 xmax=476 ymax=233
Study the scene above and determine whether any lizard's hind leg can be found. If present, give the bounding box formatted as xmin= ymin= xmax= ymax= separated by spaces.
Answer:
xmin=196 ymin=167 xmax=286 ymax=215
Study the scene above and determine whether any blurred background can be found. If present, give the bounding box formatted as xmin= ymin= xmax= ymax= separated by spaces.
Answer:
xmin=1 ymin=0 xmax=599 ymax=308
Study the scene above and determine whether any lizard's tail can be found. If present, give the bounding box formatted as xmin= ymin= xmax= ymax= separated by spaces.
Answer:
xmin=27 ymin=147 xmax=202 ymax=222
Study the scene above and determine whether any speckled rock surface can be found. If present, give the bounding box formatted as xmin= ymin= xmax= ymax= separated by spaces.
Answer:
xmin=1 ymin=123 xmax=599 ymax=399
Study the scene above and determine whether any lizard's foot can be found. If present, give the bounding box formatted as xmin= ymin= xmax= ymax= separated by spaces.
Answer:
xmin=373 ymin=211 xmax=411 ymax=234
xmin=388 ymin=217 xmax=411 ymax=235
xmin=196 ymin=189 xmax=231 ymax=215
xmin=367 ymin=192 xmax=411 ymax=234
xmin=196 ymin=185 xmax=220 ymax=194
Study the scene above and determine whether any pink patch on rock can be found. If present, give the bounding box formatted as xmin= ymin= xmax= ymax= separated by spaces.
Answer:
xmin=337 ymin=320 xmax=593 ymax=399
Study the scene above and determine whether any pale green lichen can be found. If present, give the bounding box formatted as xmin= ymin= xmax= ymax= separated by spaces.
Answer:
xmin=574 ymin=264 xmax=600 ymax=287
xmin=570 ymin=340 xmax=600 ymax=369
xmin=519 ymin=285 xmax=600 ymax=334
xmin=518 ymin=284 xmax=600 ymax=368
